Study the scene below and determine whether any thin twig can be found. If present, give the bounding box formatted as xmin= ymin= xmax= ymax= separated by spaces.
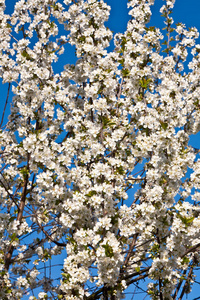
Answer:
xmin=124 ymin=234 xmax=139 ymax=266
xmin=0 ymin=83 xmax=11 ymax=128
xmin=33 ymin=207 xmax=66 ymax=247
xmin=181 ymin=242 xmax=200 ymax=258
xmin=172 ymin=270 xmax=187 ymax=299
xmin=5 ymin=153 xmax=30 ymax=270
xmin=178 ymin=266 xmax=193 ymax=300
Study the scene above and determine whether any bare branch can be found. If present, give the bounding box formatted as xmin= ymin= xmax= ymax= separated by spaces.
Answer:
xmin=0 ymin=83 xmax=11 ymax=128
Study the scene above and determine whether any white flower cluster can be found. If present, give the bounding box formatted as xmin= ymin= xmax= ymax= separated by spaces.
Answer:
xmin=0 ymin=0 xmax=200 ymax=299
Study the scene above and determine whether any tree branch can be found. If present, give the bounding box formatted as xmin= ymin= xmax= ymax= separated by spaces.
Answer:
xmin=4 ymin=154 xmax=30 ymax=271
xmin=172 ymin=270 xmax=187 ymax=299
xmin=178 ymin=266 xmax=193 ymax=300
xmin=0 ymin=83 xmax=11 ymax=128
xmin=33 ymin=209 xmax=66 ymax=247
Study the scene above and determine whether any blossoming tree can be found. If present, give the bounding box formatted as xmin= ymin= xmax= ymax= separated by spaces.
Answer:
xmin=1 ymin=0 xmax=200 ymax=299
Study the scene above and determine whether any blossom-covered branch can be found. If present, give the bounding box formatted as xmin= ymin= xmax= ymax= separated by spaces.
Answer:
xmin=0 ymin=0 xmax=200 ymax=299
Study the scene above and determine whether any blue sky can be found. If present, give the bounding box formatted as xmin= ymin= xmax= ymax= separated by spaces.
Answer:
xmin=1 ymin=0 xmax=200 ymax=299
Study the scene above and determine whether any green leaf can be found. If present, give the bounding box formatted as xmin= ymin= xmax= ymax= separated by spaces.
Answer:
xmin=101 ymin=116 xmax=116 ymax=128
xmin=86 ymin=190 xmax=97 ymax=197
xmin=149 ymin=243 xmax=160 ymax=258
xmin=135 ymin=266 xmax=140 ymax=272
xmin=139 ymin=78 xmax=151 ymax=89
xmin=21 ymin=50 xmax=33 ymax=61
xmin=43 ymin=249 xmax=51 ymax=260
xmin=6 ymin=23 xmax=12 ymax=29
xmin=9 ymin=233 xmax=19 ymax=242
xmin=118 ymin=58 xmax=124 ymax=66
xmin=102 ymin=242 xmax=114 ymax=258
xmin=178 ymin=214 xmax=194 ymax=226
xmin=62 ymin=273 xmax=71 ymax=281
xmin=111 ymin=214 xmax=119 ymax=225
xmin=121 ymin=68 xmax=130 ymax=77
xmin=146 ymin=26 xmax=156 ymax=32
xmin=115 ymin=166 xmax=124 ymax=175
xmin=20 ymin=166 xmax=29 ymax=178
xmin=181 ymin=257 xmax=190 ymax=265
xmin=160 ymin=121 xmax=168 ymax=130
